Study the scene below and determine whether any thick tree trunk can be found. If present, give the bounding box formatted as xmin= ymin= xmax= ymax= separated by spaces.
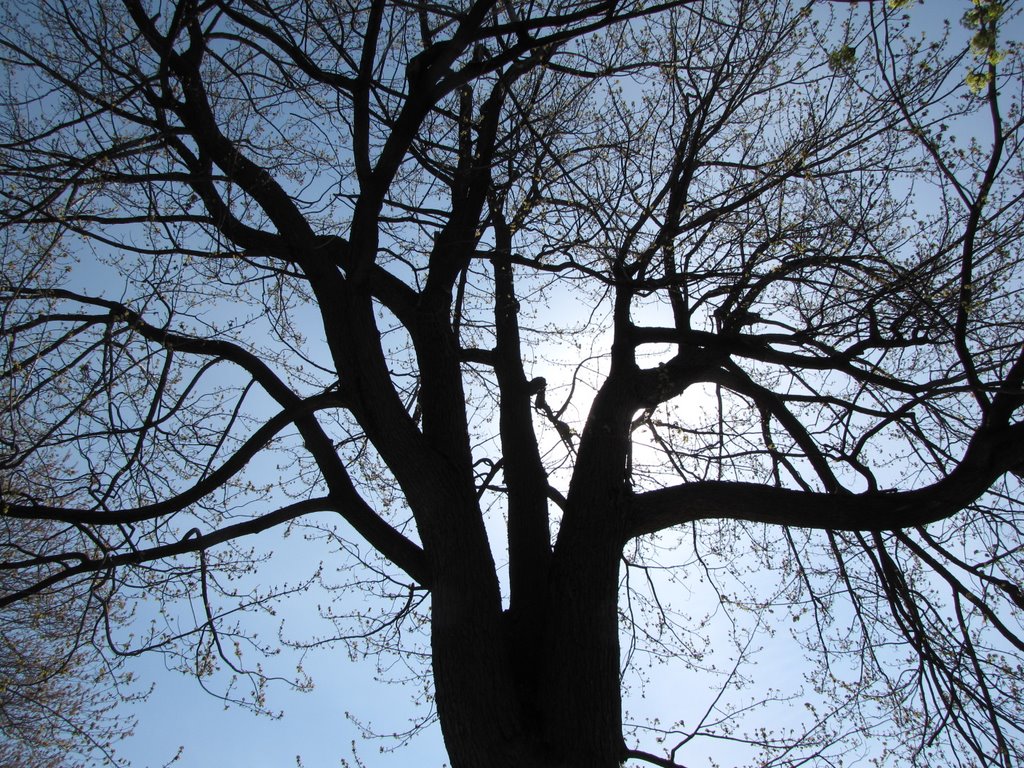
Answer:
xmin=539 ymin=545 xmax=625 ymax=768
xmin=531 ymin=371 xmax=634 ymax=767
xmin=430 ymin=513 xmax=626 ymax=768
xmin=425 ymin=488 xmax=552 ymax=768
xmin=429 ymin=370 xmax=632 ymax=768
xmin=431 ymin=608 xmax=542 ymax=767
xmin=431 ymin=584 xmax=625 ymax=768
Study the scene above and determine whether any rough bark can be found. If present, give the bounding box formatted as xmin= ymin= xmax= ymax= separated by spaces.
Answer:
xmin=431 ymin=531 xmax=626 ymax=768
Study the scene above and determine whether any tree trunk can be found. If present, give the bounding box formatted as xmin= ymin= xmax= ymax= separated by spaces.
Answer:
xmin=539 ymin=546 xmax=625 ymax=768
xmin=431 ymin=513 xmax=626 ymax=768
xmin=426 ymin=490 xmax=551 ymax=768
xmin=431 ymin=605 xmax=543 ymax=767
xmin=428 ymin=363 xmax=631 ymax=768
xmin=431 ymin=585 xmax=625 ymax=768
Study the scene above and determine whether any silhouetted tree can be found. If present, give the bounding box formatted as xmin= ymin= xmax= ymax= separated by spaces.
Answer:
xmin=2 ymin=0 xmax=1023 ymax=766
xmin=0 ymin=468 xmax=140 ymax=767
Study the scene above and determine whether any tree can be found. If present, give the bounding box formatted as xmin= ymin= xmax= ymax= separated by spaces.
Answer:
xmin=0 ymin=512 xmax=139 ymax=768
xmin=1 ymin=0 xmax=1023 ymax=765
xmin=0 ymin=261 xmax=142 ymax=768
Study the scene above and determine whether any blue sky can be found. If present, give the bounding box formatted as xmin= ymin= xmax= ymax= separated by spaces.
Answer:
xmin=119 ymin=640 xmax=449 ymax=768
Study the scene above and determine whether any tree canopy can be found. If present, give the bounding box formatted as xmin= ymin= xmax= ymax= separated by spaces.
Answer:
xmin=2 ymin=0 xmax=1024 ymax=766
